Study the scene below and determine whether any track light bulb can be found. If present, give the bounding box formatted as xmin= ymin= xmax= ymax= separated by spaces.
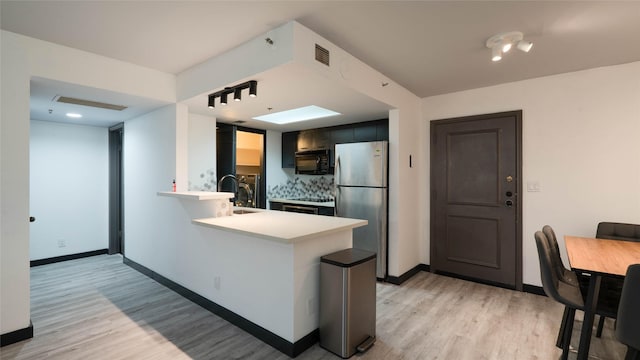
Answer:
xmin=517 ymin=40 xmax=533 ymax=53
xmin=220 ymin=93 xmax=228 ymax=105
xmin=234 ymin=88 xmax=242 ymax=102
xmin=208 ymin=94 xmax=215 ymax=108
xmin=491 ymin=46 xmax=502 ymax=62
xmin=502 ymin=42 xmax=512 ymax=53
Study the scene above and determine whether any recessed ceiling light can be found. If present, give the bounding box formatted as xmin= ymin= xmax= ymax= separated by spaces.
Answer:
xmin=66 ymin=113 xmax=83 ymax=118
xmin=253 ymin=105 xmax=340 ymax=124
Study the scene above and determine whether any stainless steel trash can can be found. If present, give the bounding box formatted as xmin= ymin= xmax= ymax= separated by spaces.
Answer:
xmin=319 ymin=248 xmax=376 ymax=358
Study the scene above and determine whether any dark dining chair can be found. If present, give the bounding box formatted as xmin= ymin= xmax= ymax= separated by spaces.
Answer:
xmin=542 ymin=225 xmax=586 ymax=348
xmin=535 ymin=230 xmax=617 ymax=359
xmin=542 ymin=225 xmax=580 ymax=287
xmin=616 ymin=264 xmax=640 ymax=360
xmin=594 ymin=222 xmax=640 ymax=337
xmin=535 ymin=230 xmax=584 ymax=360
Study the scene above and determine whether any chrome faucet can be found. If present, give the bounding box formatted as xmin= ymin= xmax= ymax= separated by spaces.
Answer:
xmin=217 ymin=174 xmax=238 ymax=202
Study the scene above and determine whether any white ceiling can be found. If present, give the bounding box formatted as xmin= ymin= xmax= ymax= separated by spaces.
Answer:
xmin=3 ymin=1 xmax=640 ymax=130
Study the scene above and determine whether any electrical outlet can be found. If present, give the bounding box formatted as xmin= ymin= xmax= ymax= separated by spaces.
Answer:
xmin=307 ymin=297 xmax=317 ymax=315
xmin=57 ymin=239 xmax=66 ymax=248
xmin=214 ymin=276 xmax=221 ymax=290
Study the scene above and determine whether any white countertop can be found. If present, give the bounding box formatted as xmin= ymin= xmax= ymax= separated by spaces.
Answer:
xmin=158 ymin=191 xmax=234 ymax=200
xmin=192 ymin=208 xmax=366 ymax=244
xmin=269 ymin=198 xmax=335 ymax=207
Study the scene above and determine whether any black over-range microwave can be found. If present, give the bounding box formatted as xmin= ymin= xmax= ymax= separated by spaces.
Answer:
xmin=295 ymin=149 xmax=330 ymax=175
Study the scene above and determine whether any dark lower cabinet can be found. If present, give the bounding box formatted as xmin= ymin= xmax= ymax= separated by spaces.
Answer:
xmin=317 ymin=206 xmax=335 ymax=216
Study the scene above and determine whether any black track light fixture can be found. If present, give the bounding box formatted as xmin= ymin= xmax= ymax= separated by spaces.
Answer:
xmin=249 ymin=80 xmax=257 ymax=97
xmin=207 ymin=80 xmax=258 ymax=109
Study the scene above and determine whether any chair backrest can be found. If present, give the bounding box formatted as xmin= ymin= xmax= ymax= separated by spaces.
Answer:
xmin=542 ymin=225 xmax=567 ymax=280
xmin=535 ymin=231 xmax=583 ymax=308
xmin=596 ymin=222 xmax=640 ymax=242
xmin=616 ymin=264 xmax=640 ymax=351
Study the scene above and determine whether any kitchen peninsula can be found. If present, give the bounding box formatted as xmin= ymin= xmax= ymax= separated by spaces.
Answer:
xmin=155 ymin=191 xmax=367 ymax=357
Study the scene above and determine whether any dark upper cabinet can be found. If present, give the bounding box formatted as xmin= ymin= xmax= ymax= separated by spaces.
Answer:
xmin=376 ymin=121 xmax=389 ymax=141
xmin=297 ymin=129 xmax=330 ymax=151
xmin=353 ymin=123 xmax=377 ymax=142
xmin=297 ymin=130 xmax=314 ymax=151
xmin=313 ymin=129 xmax=330 ymax=150
xmin=281 ymin=131 xmax=298 ymax=168
xmin=330 ymin=126 xmax=354 ymax=144
xmin=281 ymin=119 xmax=388 ymax=169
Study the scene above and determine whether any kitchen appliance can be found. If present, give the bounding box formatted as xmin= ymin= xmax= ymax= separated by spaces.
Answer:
xmin=270 ymin=198 xmax=335 ymax=216
xmin=295 ymin=149 xmax=330 ymax=175
xmin=282 ymin=204 xmax=320 ymax=214
xmin=236 ymin=174 xmax=260 ymax=208
xmin=335 ymin=141 xmax=388 ymax=279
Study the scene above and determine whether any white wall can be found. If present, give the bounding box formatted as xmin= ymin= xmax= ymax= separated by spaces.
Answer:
xmin=1 ymin=29 xmax=175 ymax=336
xmin=124 ymin=104 xmax=320 ymax=342
xmin=124 ymin=104 xmax=183 ymax=265
xmin=290 ymin=22 xmax=422 ymax=277
xmin=29 ymin=120 xmax=109 ymax=260
xmin=421 ymin=62 xmax=640 ymax=286
xmin=1 ymin=30 xmax=32 ymax=335
xmin=265 ymin=130 xmax=290 ymax=207
xmin=188 ymin=113 xmax=217 ymax=191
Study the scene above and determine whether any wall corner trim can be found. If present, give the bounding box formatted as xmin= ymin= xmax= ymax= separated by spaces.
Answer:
xmin=1 ymin=321 xmax=34 ymax=347
xmin=386 ymin=263 xmax=430 ymax=285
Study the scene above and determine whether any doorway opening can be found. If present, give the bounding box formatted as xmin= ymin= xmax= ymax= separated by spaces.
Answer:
xmin=216 ymin=124 xmax=267 ymax=208
xmin=109 ymin=123 xmax=124 ymax=255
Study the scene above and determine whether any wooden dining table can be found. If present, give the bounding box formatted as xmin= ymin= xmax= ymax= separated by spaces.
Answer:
xmin=565 ymin=235 xmax=640 ymax=360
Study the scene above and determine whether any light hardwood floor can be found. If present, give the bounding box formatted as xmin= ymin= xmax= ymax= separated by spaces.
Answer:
xmin=1 ymin=255 xmax=626 ymax=360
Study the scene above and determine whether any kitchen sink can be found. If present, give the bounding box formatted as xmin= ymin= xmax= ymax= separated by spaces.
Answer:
xmin=233 ymin=209 xmax=258 ymax=215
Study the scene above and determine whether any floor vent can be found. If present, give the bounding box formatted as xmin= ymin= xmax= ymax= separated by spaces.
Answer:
xmin=55 ymin=96 xmax=128 ymax=111
xmin=315 ymin=44 xmax=330 ymax=66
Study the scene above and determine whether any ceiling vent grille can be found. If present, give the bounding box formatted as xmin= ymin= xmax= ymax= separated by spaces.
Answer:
xmin=315 ymin=44 xmax=330 ymax=66
xmin=55 ymin=96 xmax=128 ymax=111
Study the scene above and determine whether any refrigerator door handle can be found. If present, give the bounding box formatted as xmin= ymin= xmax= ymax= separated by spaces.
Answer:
xmin=335 ymin=155 xmax=340 ymax=185
xmin=334 ymin=156 xmax=340 ymax=217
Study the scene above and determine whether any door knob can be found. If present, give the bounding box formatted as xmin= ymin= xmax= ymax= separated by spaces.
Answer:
xmin=29 ymin=216 xmax=36 ymax=222
xmin=505 ymin=200 xmax=513 ymax=207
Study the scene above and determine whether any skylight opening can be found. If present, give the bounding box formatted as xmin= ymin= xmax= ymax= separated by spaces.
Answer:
xmin=252 ymin=105 xmax=340 ymax=124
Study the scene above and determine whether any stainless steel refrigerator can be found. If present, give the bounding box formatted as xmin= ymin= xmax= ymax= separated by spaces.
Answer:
xmin=335 ymin=141 xmax=388 ymax=279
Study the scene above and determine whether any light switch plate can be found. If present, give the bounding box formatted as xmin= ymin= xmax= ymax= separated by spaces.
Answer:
xmin=527 ymin=181 xmax=541 ymax=192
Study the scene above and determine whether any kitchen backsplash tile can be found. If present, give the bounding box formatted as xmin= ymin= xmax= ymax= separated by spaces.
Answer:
xmin=189 ymin=168 xmax=217 ymax=191
xmin=268 ymin=175 xmax=334 ymax=199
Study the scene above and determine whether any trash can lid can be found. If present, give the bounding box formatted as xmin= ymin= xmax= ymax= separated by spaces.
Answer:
xmin=321 ymin=248 xmax=376 ymax=268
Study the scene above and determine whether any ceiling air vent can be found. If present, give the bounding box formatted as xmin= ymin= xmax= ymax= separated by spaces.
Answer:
xmin=315 ymin=44 xmax=330 ymax=66
xmin=233 ymin=120 xmax=246 ymax=124
xmin=55 ymin=96 xmax=128 ymax=111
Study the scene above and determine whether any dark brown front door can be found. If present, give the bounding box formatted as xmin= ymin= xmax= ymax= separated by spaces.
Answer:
xmin=431 ymin=111 xmax=522 ymax=290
